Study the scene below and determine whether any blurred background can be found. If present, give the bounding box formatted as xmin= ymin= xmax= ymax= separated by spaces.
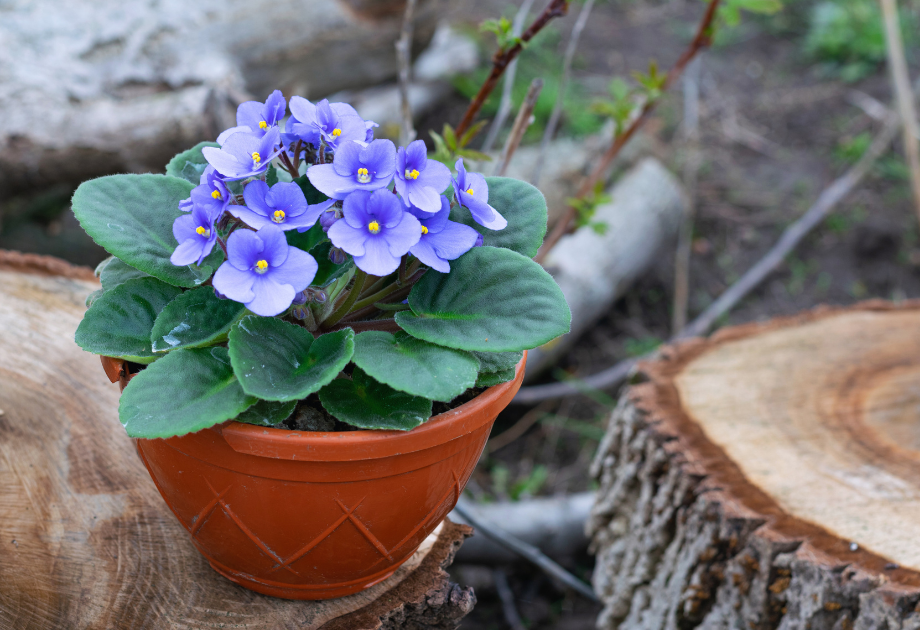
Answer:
xmin=2 ymin=0 xmax=918 ymax=626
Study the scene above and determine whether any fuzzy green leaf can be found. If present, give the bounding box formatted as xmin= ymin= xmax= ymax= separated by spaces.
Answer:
xmin=99 ymin=257 xmax=151 ymax=291
xmin=234 ymin=398 xmax=297 ymax=427
xmin=475 ymin=368 xmax=516 ymax=388
xmin=165 ymin=141 xmax=219 ymax=184
xmin=450 ymin=177 xmax=547 ymax=258
xmin=396 ymin=247 xmax=571 ymax=352
xmin=319 ymin=368 xmax=432 ymax=431
xmin=472 ymin=350 xmax=524 ymax=374
xmin=119 ymin=346 xmax=256 ymax=438
xmin=228 ymin=316 xmax=354 ymax=402
xmin=75 ymin=277 xmax=182 ymax=363
xmin=72 ymin=173 xmax=219 ymax=287
xmin=353 ymin=331 xmax=479 ymax=402
xmin=151 ymin=287 xmax=247 ymax=353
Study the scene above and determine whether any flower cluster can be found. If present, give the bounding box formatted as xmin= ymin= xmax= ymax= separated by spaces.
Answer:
xmin=172 ymin=90 xmax=502 ymax=318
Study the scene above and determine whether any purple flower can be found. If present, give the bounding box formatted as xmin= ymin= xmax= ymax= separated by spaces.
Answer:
xmin=407 ymin=196 xmax=479 ymax=273
xmin=364 ymin=120 xmax=379 ymax=142
xmin=171 ymin=203 xmax=218 ymax=266
xmin=286 ymin=97 xmax=366 ymax=150
xmin=394 ymin=140 xmax=452 ymax=213
xmin=212 ymin=225 xmax=318 ymax=317
xmin=216 ymin=90 xmax=287 ymax=144
xmin=328 ymin=189 xmax=421 ymax=276
xmin=452 ymin=158 xmax=507 ymax=231
xmin=307 ymin=139 xmax=396 ymax=200
xmin=230 ymin=180 xmax=334 ymax=232
xmin=180 ymin=166 xmax=232 ymax=216
xmin=203 ymin=127 xmax=282 ymax=181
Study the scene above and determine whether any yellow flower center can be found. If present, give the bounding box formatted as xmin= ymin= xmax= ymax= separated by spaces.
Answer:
xmin=195 ymin=226 xmax=209 ymax=237
xmin=357 ymin=167 xmax=371 ymax=184
xmin=211 ymin=189 xmax=222 ymax=200
xmin=405 ymin=168 xmax=420 ymax=180
xmin=466 ymin=187 xmax=474 ymax=195
xmin=251 ymin=152 xmax=261 ymax=163
xmin=258 ymin=120 xmax=268 ymax=130
xmin=255 ymin=259 xmax=269 ymax=273
xmin=368 ymin=220 xmax=381 ymax=234
xmin=420 ymin=225 xmax=428 ymax=235
xmin=331 ymin=128 xmax=342 ymax=138
xmin=272 ymin=210 xmax=286 ymax=223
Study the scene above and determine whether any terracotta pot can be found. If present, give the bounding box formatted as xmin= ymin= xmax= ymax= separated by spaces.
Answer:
xmin=102 ymin=353 xmax=525 ymax=600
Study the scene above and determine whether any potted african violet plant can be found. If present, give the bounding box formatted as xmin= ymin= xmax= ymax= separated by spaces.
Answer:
xmin=72 ymin=90 xmax=570 ymax=600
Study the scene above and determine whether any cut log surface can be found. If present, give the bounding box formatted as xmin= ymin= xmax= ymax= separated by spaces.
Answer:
xmin=0 ymin=251 xmax=475 ymax=630
xmin=589 ymin=301 xmax=920 ymax=630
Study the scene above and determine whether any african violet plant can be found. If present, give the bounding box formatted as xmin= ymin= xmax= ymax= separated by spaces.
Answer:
xmin=73 ymin=90 xmax=570 ymax=438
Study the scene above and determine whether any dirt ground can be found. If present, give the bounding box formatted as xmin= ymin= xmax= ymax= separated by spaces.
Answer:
xmin=5 ymin=0 xmax=920 ymax=627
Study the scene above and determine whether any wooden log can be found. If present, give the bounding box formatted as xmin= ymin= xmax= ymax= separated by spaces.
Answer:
xmin=588 ymin=301 xmax=920 ymax=629
xmin=0 ymin=251 xmax=475 ymax=629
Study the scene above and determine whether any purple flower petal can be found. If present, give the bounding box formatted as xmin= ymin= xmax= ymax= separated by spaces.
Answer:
xmin=356 ymin=236 xmax=401 ymax=276
xmin=226 ymin=229 xmax=264 ymax=270
xmin=428 ymin=221 xmax=480 ymax=259
xmin=328 ymin=219 xmax=368 ymax=256
xmin=410 ymin=238 xmax=450 ymax=273
xmin=236 ymin=102 xmax=265 ymax=132
xmin=332 ymin=141 xmax=363 ymax=176
xmin=213 ymin=262 xmax=256 ymax=303
xmin=365 ymin=188 xmax=404 ymax=228
xmin=307 ymin=163 xmax=360 ymax=200
xmin=342 ymin=190 xmax=374 ymax=228
xmin=217 ymin=125 xmax=251 ymax=145
xmin=247 ymin=276 xmax=296 ymax=317
xmin=256 ymin=224 xmax=289 ymax=267
xmin=266 ymin=182 xmax=307 ymax=218
xmin=228 ymin=206 xmax=274 ymax=230
xmin=267 ymin=246 xmax=317 ymax=291
xmin=383 ymin=212 xmax=422 ymax=256
xmin=242 ymin=180 xmax=272 ymax=217
xmin=360 ymin=139 xmax=396 ymax=182
xmin=405 ymin=184 xmax=442 ymax=214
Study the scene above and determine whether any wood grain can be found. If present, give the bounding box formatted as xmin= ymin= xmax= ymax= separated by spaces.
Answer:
xmin=589 ymin=301 xmax=920 ymax=629
xmin=0 ymin=253 xmax=474 ymax=630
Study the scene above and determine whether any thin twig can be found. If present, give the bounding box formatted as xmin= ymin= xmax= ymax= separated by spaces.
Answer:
xmin=486 ymin=400 xmax=554 ymax=453
xmin=452 ymin=499 xmax=599 ymax=601
xmin=494 ymin=569 xmax=527 ymax=630
xmin=531 ymin=0 xmax=596 ymax=186
xmin=535 ymin=0 xmax=721 ymax=263
xmin=455 ymin=0 xmax=570 ymax=138
xmin=482 ymin=0 xmax=537 ymax=154
xmin=513 ymin=112 xmax=901 ymax=404
xmin=879 ymin=0 xmax=920 ymax=224
xmin=396 ymin=0 xmax=419 ymax=147
xmin=672 ymin=56 xmax=702 ymax=334
xmin=495 ymin=78 xmax=544 ymax=176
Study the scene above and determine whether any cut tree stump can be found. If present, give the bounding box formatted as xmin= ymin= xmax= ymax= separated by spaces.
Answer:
xmin=588 ymin=301 xmax=920 ymax=630
xmin=0 ymin=251 xmax=475 ymax=630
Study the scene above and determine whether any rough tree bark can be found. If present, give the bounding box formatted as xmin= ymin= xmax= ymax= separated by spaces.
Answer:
xmin=589 ymin=301 xmax=920 ymax=629
xmin=0 ymin=251 xmax=475 ymax=630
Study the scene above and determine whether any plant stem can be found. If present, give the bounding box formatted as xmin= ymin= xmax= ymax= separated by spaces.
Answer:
xmin=534 ymin=0 xmax=721 ymax=263
xmin=321 ymin=269 xmax=367 ymax=329
xmin=374 ymin=302 xmax=412 ymax=312
xmin=350 ymin=280 xmax=406 ymax=313
xmin=360 ymin=273 xmax=395 ymax=299
xmin=495 ymin=78 xmax=543 ymax=176
xmin=454 ymin=0 xmax=570 ymax=138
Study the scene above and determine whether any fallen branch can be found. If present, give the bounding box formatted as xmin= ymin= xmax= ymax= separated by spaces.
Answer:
xmin=531 ymin=0 xmax=597 ymax=187
xmin=452 ymin=499 xmax=599 ymax=601
xmin=486 ymin=400 xmax=555 ymax=453
xmin=535 ymin=0 xmax=721 ymax=263
xmin=454 ymin=0 xmax=569 ymax=138
xmin=495 ymin=78 xmax=544 ymax=176
xmin=481 ymin=0 xmax=537 ymax=154
xmin=396 ymin=0 xmax=419 ymax=146
xmin=513 ymin=111 xmax=901 ymax=404
xmin=879 ymin=0 xmax=920 ymax=224
xmin=494 ymin=569 xmax=527 ymax=630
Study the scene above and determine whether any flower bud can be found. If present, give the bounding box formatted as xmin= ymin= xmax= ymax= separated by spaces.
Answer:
xmin=310 ymin=288 xmax=328 ymax=304
xmin=291 ymin=306 xmax=308 ymax=320
xmin=319 ymin=209 xmax=338 ymax=231
xmin=291 ymin=290 xmax=308 ymax=305
xmin=328 ymin=247 xmax=347 ymax=265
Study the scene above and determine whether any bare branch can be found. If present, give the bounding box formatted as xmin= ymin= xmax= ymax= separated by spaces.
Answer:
xmin=495 ymin=78 xmax=544 ymax=176
xmin=494 ymin=570 xmax=527 ymax=630
xmin=396 ymin=0 xmax=419 ymax=147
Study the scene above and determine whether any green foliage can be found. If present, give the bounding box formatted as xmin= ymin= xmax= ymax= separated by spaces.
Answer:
xmin=476 ymin=368 xmax=516 ymax=388
xmin=430 ymin=122 xmax=492 ymax=165
xmin=718 ymin=0 xmax=783 ymax=28
xmin=396 ymin=247 xmax=571 ymax=352
xmin=150 ymin=287 xmax=247 ymax=353
xmin=318 ymin=367 xmax=433 ymax=431
xmin=804 ymin=0 xmax=916 ymax=81
xmin=234 ymin=398 xmax=297 ymax=427
xmin=119 ymin=347 xmax=256 ymax=438
xmin=228 ymin=316 xmax=354 ymax=402
xmin=352 ymin=331 xmax=480 ymax=402
xmin=510 ymin=464 xmax=548 ymax=500
xmin=566 ymin=182 xmax=611 ymax=235
xmin=591 ymin=78 xmax=636 ymax=136
xmin=450 ymin=177 xmax=548 ymax=257
xmin=165 ymin=141 xmax=219 ymax=184
xmin=72 ymin=174 xmax=222 ymax=288
xmin=98 ymin=257 xmax=150 ymax=291
xmin=76 ymin=277 xmax=183 ymax=363
xmin=472 ymin=350 xmax=522 ymax=387
xmin=480 ymin=16 xmax=522 ymax=50
xmin=266 ymin=164 xmax=279 ymax=187
xmin=309 ymin=241 xmax=355 ymax=287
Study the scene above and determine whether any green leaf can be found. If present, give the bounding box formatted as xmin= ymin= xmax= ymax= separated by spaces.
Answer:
xmin=234 ymin=398 xmax=297 ymax=427
xmin=72 ymin=174 xmax=219 ymax=287
xmin=151 ymin=287 xmax=247 ymax=353
xmin=75 ymin=277 xmax=183 ymax=363
xmin=266 ymin=164 xmax=279 ymax=187
xmin=475 ymin=368 xmax=516 ymax=388
xmin=353 ymin=331 xmax=479 ymax=402
xmin=294 ymin=174 xmax=329 ymax=205
xmin=450 ymin=177 xmax=547 ymax=258
xmin=318 ymin=368 xmax=432 ymax=431
xmin=85 ymin=288 xmax=104 ymax=308
xmin=395 ymin=247 xmax=571 ymax=352
xmin=119 ymin=346 xmax=256 ymax=438
xmin=472 ymin=350 xmax=523 ymax=374
xmin=165 ymin=141 xmax=219 ymax=184
xmin=310 ymin=241 xmax=354 ymax=287
xmin=286 ymin=222 xmax=327 ymax=253
xmin=99 ymin=257 xmax=150 ymax=291
xmin=228 ymin=316 xmax=354 ymax=402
